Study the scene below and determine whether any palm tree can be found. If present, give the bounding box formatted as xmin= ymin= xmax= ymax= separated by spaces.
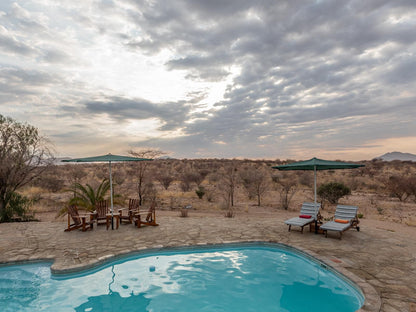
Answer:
xmin=67 ymin=179 xmax=111 ymax=212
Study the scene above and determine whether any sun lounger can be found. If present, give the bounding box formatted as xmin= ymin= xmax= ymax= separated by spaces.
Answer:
xmin=285 ymin=202 xmax=321 ymax=233
xmin=320 ymin=205 xmax=360 ymax=239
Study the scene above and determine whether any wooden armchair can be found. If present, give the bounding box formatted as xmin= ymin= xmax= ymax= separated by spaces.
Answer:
xmin=65 ymin=205 xmax=94 ymax=232
xmin=118 ymin=198 xmax=139 ymax=225
xmin=133 ymin=201 xmax=158 ymax=228
xmin=94 ymin=200 xmax=109 ymax=226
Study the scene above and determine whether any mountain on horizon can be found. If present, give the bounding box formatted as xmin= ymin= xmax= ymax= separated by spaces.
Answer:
xmin=156 ymin=155 xmax=176 ymax=160
xmin=50 ymin=157 xmax=72 ymax=165
xmin=376 ymin=151 xmax=416 ymax=162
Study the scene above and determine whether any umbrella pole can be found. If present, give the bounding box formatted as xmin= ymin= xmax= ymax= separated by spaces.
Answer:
xmin=314 ymin=165 xmax=318 ymax=234
xmin=109 ymin=161 xmax=114 ymax=230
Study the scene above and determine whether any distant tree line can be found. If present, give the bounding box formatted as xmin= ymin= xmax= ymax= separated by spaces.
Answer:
xmin=3 ymin=113 xmax=416 ymax=223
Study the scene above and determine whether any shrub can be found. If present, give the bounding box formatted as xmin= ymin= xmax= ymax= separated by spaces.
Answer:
xmin=0 ymin=192 xmax=35 ymax=222
xmin=318 ymin=182 xmax=351 ymax=205
xmin=195 ymin=186 xmax=205 ymax=199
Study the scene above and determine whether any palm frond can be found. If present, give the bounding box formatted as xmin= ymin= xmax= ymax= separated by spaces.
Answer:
xmin=64 ymin=179 xmax=111 ymax=212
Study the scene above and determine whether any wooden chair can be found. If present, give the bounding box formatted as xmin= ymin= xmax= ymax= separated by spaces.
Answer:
xmin=65 ymin=205 xmax=94 ymax=232
xmin=94 ymin=200 xmax=109 ymax=226
xmin=118 ymin=198 xmax=139 ymax=225
xmin=133 ymin=201 xmax=158 ymax=228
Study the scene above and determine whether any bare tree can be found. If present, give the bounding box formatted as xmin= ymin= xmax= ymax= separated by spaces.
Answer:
xmin=156 ymin=171 xmax=175 ymax=190
xmin=179 ymin=171 xmax=196 ymax=192
xmin=240 ymin=167 xmax=270 ymax=206
xmin=179 ymin=170 xmax=207 ymax=191
xmin=66 ymin=164 xmax=88 ymax=186
xmin=128 ymin=148 xmax=165 ymax=205
xmin=272 ymin=172 xmax=298 ymax=210
xmin=407 ymin=177 xmax=416 ymax=203
xmin=0 ymin=115 xmax=54 ymax=221
xmin=385 ymin=175 xmax=415 ymax=202
xmin=193 ymin=169 xmax=209 ymax=186
xmin=385 ymin=175 xmax=409 ymax=202
xmin=219 ymin=161 xmax=239 ymax=207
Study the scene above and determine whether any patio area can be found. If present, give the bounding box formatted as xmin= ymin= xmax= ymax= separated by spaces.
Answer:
xmin=0 ymin=210 xmax=415 ymax=312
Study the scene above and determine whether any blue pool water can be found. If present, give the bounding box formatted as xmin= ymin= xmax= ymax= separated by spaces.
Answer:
xmin=0 ymin=243 xmax=364 ymax=312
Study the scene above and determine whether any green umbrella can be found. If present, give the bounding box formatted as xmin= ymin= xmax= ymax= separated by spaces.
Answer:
xmin=62 ymin=154 xmax=151 ymax=229
xmin=272 ymin=157 xmax=364 ymax=232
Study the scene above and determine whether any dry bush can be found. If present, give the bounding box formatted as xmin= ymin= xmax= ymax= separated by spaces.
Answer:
xmin=298 ymin=172 xmax=313 ymax=187
xmin=204 ymin=186 xmax=217 ymax=202
xmin=224 ymin=209 xmax=235 ymax=218
xmin=33 ymin=166 xmax=65 ymax=193
xmin=156 ymin=172 xmax=175 ymax=190
xmin=179 ymin=208 xmax=189 ymax=217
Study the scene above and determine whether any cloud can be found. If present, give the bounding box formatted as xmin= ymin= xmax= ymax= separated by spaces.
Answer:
xmin=0 ymin=25 xmax=34 ymax=56
xmin=1 ymin=0 xmax=416 ymax=159
xmin=8 ymin=2 xmax=48 ymax=32
xmin=79 ymin=96 xmax=192 ymax=131
xmin=0 ymin=67 xmax=63 ymax=98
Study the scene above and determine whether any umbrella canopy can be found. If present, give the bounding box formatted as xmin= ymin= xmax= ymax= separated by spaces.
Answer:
xmin=62 ymin=153 xmax=151 ymax=229
xmin=272 ymin=157 xmax=364 ymax=232
xmin=272 ymin=157 xmax=364 ymax=171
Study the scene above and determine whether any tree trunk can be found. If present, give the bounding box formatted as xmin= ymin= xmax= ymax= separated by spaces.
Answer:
xmin=0 ymin=197 xmax=5 ymax=221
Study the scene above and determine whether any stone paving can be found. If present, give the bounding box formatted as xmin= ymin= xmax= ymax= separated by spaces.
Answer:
xmin=0 ymin=211 xmax=415 ymax=312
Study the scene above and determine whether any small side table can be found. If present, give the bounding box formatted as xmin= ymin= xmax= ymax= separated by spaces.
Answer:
xmin=106 ymin=213 xmax=120 ymax=230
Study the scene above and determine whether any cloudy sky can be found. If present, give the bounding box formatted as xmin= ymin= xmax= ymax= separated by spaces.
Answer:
xmin=1 ymin=0 xmax=416 ymax=160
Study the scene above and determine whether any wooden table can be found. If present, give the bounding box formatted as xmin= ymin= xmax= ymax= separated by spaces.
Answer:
xmin=106 ymin=213 xmax=120 ymax=230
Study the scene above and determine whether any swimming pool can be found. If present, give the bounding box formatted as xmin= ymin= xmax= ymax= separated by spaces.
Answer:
xmin=0 ymin=243 xmax=364 ymax=311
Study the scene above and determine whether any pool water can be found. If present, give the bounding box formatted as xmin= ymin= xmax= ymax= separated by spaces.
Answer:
xmin=0 ymin=244 xmax=364 ymax=312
